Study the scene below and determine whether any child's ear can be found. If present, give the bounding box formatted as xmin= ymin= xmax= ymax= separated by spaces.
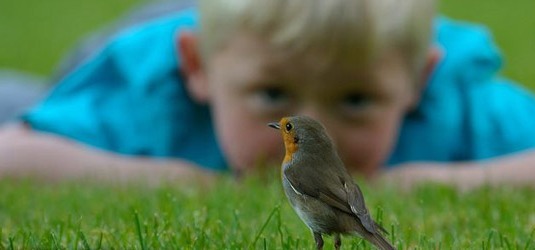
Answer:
xmin=421 ymin=46 xmax=441 ymax=85
xmin=177 ymin=31 xmax=210 ymax=103
xmin=410 ymin=46 xmax=442 ymax=109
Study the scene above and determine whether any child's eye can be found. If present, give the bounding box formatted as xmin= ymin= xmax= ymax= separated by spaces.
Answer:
xmin=248 ymin=86 xmax=291 ymax=113
xmin=342 ymin=93 xmax=370 ymax=108
xmin=256 ymin=86 xmax=289 ymax=105
xmin=338 ymin=93 xmax=374 ymax=120
xmin=260 ymin=86 xmax=287 ymax=103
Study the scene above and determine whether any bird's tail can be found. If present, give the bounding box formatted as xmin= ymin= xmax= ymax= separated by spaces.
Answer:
xmin=368 ymin=233 xmax=395 ymax=250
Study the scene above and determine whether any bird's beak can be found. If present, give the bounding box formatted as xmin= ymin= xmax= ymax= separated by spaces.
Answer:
xmin=268 ymin=122 xmax=280 ymax=130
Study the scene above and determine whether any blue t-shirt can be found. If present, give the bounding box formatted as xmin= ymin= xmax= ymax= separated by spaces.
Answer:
xmin=388 ymin=18 xmax=535 ymax=165
xmin=23 ymin=8 xmax=535 ymax=170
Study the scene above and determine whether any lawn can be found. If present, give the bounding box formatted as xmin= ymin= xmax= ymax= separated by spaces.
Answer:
xmin=1 ymin=176 xmax=534 ymax=249
xmin=1 ymin=0 xmax=535 ymax=249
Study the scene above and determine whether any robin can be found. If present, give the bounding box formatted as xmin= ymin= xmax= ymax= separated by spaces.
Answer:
xmin=268 ymin=116 xmax=395 ymax=250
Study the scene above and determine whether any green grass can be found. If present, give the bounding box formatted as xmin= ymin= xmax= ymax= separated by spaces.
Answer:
xmin=1 ymin=176 xmax=534 ymax=249
xmin=0 ymin=0 xmax=141 ymax=76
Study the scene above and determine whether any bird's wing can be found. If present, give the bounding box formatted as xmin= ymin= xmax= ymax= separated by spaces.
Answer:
xmin=284 ymin=165 xmax=353 ymax=214
xmin=344 ymin=180 xmax=377 ymax=233
xmin=284 ymin=163 xmax=378 ymax=234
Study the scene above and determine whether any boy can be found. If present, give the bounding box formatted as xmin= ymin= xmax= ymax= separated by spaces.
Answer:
xmin=1 ymin=0 xmax=535 ymax=189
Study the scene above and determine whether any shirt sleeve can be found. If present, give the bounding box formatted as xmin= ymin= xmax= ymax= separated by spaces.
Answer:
xmin=22 ymin=9 xmax=228 ymax=170
xmin=388 ymin=17 xmax=535 ymax=166
xmin=463 ymin=77 xmax=535 ymax=160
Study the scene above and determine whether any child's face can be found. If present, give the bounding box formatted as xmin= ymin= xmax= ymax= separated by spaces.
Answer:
xmin=201 ymin=34 xmax=417 ymax=176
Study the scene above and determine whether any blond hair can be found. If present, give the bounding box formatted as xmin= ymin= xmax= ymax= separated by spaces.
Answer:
xmin=198 ymin=0 xmax=435 ymax=76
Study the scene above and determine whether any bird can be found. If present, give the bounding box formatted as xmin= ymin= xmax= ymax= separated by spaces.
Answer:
xmin=268 ymin=115 xmax=395 ymax=250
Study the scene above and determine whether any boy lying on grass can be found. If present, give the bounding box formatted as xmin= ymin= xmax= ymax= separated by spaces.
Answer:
xmin=0 ymin=0 xmax=535 ymax=190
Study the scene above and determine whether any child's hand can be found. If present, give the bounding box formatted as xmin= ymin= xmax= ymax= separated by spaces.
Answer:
xmin=381 ymin=150 xmax=535 ymax=190
xmin=0 ymin=123 xmax=218 ymax=185
xmin=379 ymin=162 xmax=483 ymax=191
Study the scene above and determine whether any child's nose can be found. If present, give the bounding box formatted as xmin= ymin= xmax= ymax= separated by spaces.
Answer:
xmin=296 ymin=106 xmax=323 ymax=122
xmin=295 ymin=106 xmax=340 ymax=139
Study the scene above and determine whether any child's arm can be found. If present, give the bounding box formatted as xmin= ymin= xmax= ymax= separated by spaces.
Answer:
xmin=0 ymin=124 xmax=216 ymax=185
xmin=382 ymin=151 xmax=535 ymax=191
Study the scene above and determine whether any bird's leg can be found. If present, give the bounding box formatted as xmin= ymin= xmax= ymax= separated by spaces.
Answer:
xmin=334 ymin=234 xmax=342 ymax=250
xmin=313 ymin=232 xmax=324 ymax=250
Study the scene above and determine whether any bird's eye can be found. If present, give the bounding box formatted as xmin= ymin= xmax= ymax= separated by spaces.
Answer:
xmin=285 ymin=122 xmax=293 ymax=131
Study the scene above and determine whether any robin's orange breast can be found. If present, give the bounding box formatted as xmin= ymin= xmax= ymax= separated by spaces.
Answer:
xmin=283 ymin=132 xmax=298 ymax=164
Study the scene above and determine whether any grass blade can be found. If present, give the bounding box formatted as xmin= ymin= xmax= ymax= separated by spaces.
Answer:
xmin=8 ymin=236 xmax=14 ymax=250
xmin=96 ymin=232 xmax=103 ymax=250
xmin=79 ymin=231 xmax=91 ymax=250
xmin=134 ymin=211 xmax=147 ymax=250
xmin=250 ymin=204 xmax=280 ymax=248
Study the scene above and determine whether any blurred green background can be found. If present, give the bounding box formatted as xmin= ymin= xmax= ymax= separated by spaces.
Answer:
xmin=0 ymin=0 xmax=534 ymax=88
